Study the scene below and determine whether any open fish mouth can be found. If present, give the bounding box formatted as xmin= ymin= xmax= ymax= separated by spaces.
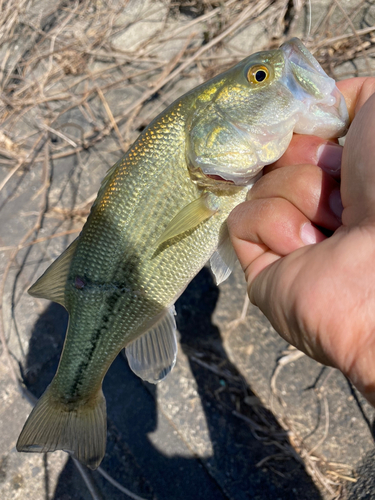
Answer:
xmin=280 ymin=38 xmax=349 ymax=137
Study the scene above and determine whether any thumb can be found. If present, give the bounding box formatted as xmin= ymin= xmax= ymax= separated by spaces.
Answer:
xmin=342 ymin=92 xmax=375 ymax=226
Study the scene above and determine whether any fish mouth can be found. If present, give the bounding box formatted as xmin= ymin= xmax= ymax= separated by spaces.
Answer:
xmin=280 ymin=38 xmax=349 ymax=137
xmin=205 ymin=174 xmax=234 ymax=183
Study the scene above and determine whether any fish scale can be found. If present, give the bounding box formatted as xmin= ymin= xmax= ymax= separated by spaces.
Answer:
xmin=52 ymin=101 xmax=248 ymax=402
xmin=17 ymin=38 xmax=349 ymax=469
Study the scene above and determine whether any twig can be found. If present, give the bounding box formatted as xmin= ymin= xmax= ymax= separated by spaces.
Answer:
xmin=0 ymin=138 xmax=50 ymax=384
xmin=96 ymin=86 xmax=127 ymax=153
xmin=96 ymin=467 xmax=148 ymax=500
xmin=308 ymin=395 xmax=330 ymax=456
xmin=42 ymin=124 xmax=78 ymax=148
xmin=312 ymin=25 xmax=375 ymax=50
xmin=190 ymin=355 xmax=241 ymax=382
xmin=326 ymin=470 xmax=357 ymax=483
xmin=0 ymin=228 xmax=79 ymax=252
xmin=332 ymin=0 xmax=372 ymax=75
xmin=110 ymin=0 xmax=273 ymax=122
xmin=0 ymin=133 xmax=47 ymax=193
xmin=270 ymin=349 xmax=305 ymax=400
xmin=73 ymin=459 xmax=105 ymax=500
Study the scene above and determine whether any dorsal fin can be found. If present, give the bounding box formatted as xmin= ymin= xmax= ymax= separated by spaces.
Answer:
xmin=125 ymin=306 xmax=177 ymax=383
xmin=156 ymin=192 xmax=220 ymax=246
xmin=92 ymin=161 xmax=120 ymax=208
xmin=28 ymin=238 xmax=79 ymax=307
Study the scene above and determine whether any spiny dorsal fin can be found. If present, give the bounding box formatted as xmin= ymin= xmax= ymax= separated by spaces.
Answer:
xmin=28 ymin=238 xmax=79 ymax=307
xmin=156 ymin=192 xmax=220 ymax=246
xmin=92 ymin=160 xmax=121 ymax=209
xmin=210 ymin=223 xmax=237 ymax=285
xmin=125 ymin=306 xmax=177 ymax=383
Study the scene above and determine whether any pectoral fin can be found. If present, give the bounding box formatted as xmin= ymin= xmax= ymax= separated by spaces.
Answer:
xmin=156 ymin=192 xmax=219 ymax=246
xmin=125 ymin=306 xmax=177 ymax=383
xmin=28 ymin=238 xmax=79 ymax=307
xmin=210 ymin=223 xmax=237 ymax=285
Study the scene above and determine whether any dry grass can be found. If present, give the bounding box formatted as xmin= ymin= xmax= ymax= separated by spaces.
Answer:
xmin=0 ymin=0 xmax=374 ymax=498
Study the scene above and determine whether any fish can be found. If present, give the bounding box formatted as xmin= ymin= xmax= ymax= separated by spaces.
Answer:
xmin=17 ymin=38 xmax=349 ymax=469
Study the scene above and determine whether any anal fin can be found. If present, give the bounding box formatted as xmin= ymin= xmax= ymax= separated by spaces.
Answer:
xmin=125 ymin=307 xmax=177 ymax=383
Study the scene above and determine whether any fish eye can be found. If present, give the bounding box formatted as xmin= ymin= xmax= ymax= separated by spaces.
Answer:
xmin=246 ymin=65 xmax=270 ymax=84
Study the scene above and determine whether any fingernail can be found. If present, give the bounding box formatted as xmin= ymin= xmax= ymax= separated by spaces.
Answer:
xmin=329 ymin=189 xmax=343 ymax=220
xmin=317 ymin=143 xmax=343 ymax=173
xmin=300 ymin=223 xmax=318 ymax=245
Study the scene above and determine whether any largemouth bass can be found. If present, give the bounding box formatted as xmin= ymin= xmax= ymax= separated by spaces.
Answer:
xmin=17 ymin=38 xmax=348 ymax=469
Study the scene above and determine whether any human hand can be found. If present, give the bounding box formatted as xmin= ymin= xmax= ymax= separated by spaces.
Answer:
xmin=227 ymin=77 xmax=375 ymax=405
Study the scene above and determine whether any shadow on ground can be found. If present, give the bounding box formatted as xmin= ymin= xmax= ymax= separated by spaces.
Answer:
xmin=23 ymin=268 xmax=322 ymax=500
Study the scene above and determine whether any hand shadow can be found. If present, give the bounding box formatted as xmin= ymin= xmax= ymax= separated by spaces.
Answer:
xmin=22 ymin=268 xmax=322 ymax=500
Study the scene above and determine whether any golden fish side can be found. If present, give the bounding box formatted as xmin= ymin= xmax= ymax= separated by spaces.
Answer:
xmin=17 ymin=38 xmax=349 ymax=469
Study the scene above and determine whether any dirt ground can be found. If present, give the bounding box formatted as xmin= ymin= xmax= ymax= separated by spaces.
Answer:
xmin=1 ymin=1 xmax=375 ymax=499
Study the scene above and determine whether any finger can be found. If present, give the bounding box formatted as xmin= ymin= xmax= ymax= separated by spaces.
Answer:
xmin=228 ymin=197 xmax=326 ymax=279
xmin=247 ymin=243 xmax=333 ymax=366
xmin=337 ymin=77 xmax=375 ymax=122
xmin=249 ymin=164 xmax=342 ymax=230
xmin=342 ymin=93 xmax=375 ymax=225
xmin=243 ymin=249 xmax=281 ymax=288
xmin=267 ymin=137 xmax=342 ymax=179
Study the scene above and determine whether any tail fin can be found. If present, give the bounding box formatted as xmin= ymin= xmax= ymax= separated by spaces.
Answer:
xmin=16 ymin=385 xmax=107 ymax=469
